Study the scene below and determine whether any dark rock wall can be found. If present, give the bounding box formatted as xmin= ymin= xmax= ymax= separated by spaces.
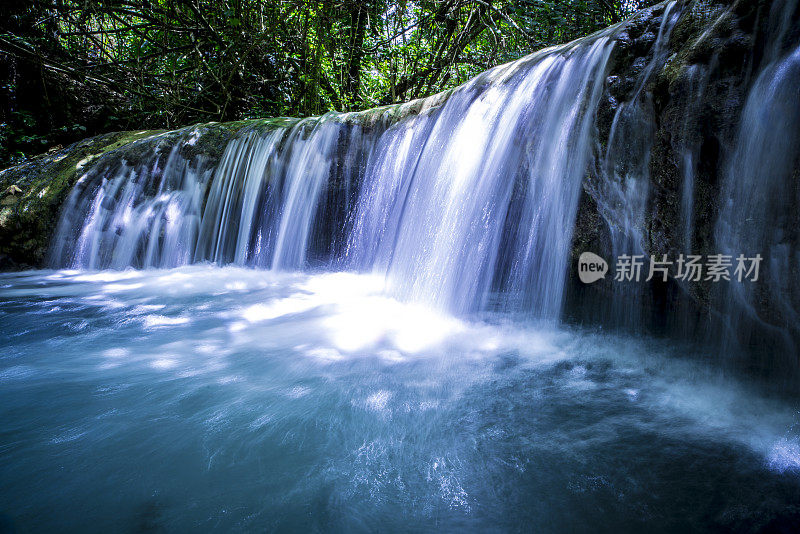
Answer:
xmin=568 ymin=0 xmax=800 ymax=372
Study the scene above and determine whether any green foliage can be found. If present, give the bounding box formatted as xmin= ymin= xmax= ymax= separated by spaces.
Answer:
xmin=0 ymin=0 xmax=659 ymax=165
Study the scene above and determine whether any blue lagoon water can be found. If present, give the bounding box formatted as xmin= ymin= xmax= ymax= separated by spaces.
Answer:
xmin=1 ymin=267 xmax=799 ymax=532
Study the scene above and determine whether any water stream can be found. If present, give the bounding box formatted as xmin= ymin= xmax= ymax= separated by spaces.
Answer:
xmin=1 ymin=267 xmax=799 ymax=531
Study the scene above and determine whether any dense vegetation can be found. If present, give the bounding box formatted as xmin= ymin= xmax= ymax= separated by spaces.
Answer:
xmin=1 ymin=0 xmax=657 ymax=166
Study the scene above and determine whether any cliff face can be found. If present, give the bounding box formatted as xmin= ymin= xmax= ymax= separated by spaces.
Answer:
xmin=0 ymin=0 xmax=797 ymax=360
xmin=566 ymin=0 xmax=800 ymax=367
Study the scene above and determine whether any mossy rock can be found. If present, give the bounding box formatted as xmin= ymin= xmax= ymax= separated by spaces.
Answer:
xmin=0 ymin=88 xmax=459 ymax=270
xmin=0 ymin=130 xmax=162 ymax=268
xmin=0 ymin=121 xmax=266 ymax=268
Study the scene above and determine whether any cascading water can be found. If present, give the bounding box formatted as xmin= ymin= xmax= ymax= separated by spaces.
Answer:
xmin=586 ymin=1 xmax=682 ymax=330
xmin=48 ymin=129 xmax=214 ymax=270
xmin=48 ymin=22 xmax=627 ymax=319
xmin=348 ymin=38 xmax=615 ymax=316
xmin=51 ymin=116 xmax=386 ymax=272
xmin=193 ymin=125 xmax=290 ymax=266
xmin=714 ymin=0 xmax=800 ymax=355
xmin=676 ymin=64 xmax=708 ymax=255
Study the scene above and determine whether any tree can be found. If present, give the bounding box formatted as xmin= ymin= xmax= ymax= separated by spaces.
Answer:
xmin=0 ymin=0 xmax=659 ymax=166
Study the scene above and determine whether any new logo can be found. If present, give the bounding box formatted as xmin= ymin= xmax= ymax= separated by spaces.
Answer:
xmin=578 ymin=252 xmax=608 ymax=284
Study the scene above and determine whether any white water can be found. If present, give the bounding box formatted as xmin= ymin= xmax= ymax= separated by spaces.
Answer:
xmin=48 ymin=18 xmax=628 ymax=319
xmin=348 ymin=38 xmax=614 ymax=316
xmin=49 ymin=133 xmax=213 ymax=270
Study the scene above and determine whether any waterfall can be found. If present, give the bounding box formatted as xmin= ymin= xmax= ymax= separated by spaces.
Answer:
xmin=348 ymin=38 xmax=615 ymax=316
xmin=587 ymin=0 xmax=681 ymax=330
xmin=676 ymin=64 xmax=709 ymax=255
xmin=191 ymin=117 xmax=352 ymax=269
xmin=49 ymin=129 xmax=214 ymax=270
xmin=194 ymin=126 xmax=289 ymax=266
xmin=52 ymin=117 xmax=385 ymax=271
xmin=50 ymin=22 xmax=625 ymax=319
xmin=47 ymin=0 xmax=799 ymax=345
xmin=714 ymin=0 xmax=800 ymax=355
